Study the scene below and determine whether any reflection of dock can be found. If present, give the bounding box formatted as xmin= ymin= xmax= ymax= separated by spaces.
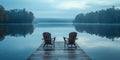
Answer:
xmin=27 ymin=42 xmax=91 ymax=60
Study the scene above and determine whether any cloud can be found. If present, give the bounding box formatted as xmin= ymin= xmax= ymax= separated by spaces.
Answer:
xmin=90 ymin=0 xmax=118 ymax=6
xmin=56 ymin=1 xmax=90 ymax=10
xmin=1 ymin=0 xmax=120 ymax=18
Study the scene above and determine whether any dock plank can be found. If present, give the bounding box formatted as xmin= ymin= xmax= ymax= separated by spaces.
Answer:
xmin=27 ymin=42 xmax=91 ymax=60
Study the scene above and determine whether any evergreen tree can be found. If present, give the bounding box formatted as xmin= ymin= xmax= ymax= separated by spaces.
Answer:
xmin=0 ymin=5 xmax=34 ymax=23
xmin=74 ymin=6 xmax=120 ymax=23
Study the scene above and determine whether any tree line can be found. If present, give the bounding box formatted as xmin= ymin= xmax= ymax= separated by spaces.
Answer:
xmin=74 ymin=6 xmax=120 ymax=23
xmin=0 ymin=5 xmax=34 ymax=23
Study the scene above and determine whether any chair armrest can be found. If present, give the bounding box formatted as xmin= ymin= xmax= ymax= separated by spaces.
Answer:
xmin=42 ymin=38 xmax=44 ymax=40
xmin=63 ymin=37 xmax=68 ymax=44
xmin=63 ymin=37 xmax=68 ymax=40
xmin=52 ymin=37 xmax=56 ymax=40
xmin=76 ymin=38 xmax=78 ymax=40
xmin=52 ymin=37 xmax=56 ymax=43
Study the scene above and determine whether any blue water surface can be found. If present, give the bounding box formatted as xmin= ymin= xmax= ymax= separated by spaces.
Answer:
xmin=0 ymin=18 xmax=120 ymax=60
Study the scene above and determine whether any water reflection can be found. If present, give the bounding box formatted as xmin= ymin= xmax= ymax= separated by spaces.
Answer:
xmin=74 ymin=24 xmax=120 ymax=40
xmin=67 ymin=49 xmax=77 ymax=60
xmin=43 ymin=48 xmax=53 ymax=60
xmin=0 ymin=24 xmax=34 ymax=41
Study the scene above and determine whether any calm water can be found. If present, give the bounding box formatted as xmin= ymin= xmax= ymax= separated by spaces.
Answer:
xmin=0 ymin=19 xmax=120 ymax=60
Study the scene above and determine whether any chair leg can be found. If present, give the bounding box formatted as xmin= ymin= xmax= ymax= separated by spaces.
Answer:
xmin=43 ymin=44 xmax=46 ymax=48
xmin=74 ymin=44 xmax=77 ymax=48
xmin=64 ymin=42 xmax=67 ymax=48
xmin=67 ymin=44 xmax=69 ymax=48
xmin=52 ymin=44 xmax=55 ymax=48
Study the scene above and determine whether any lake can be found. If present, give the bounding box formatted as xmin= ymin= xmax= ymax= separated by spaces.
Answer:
xmin=0 ymin=18 xmax=120 ymax=60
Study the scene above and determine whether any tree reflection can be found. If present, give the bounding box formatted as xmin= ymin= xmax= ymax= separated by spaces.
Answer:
xmin=0 ymin=24 xmax=34 ymax=41
xmin=74 ymin=24 xmax=120 ymax=40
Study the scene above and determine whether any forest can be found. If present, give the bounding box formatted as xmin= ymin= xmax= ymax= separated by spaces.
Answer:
xmin=74 ymin=6 xmax=120 ymax=23
xmin=0 ymin=5 xmax=34 ymax=23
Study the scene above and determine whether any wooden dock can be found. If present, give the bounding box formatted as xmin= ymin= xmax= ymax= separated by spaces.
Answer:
xmin=27 ymin=42 xmax=91 ymax=60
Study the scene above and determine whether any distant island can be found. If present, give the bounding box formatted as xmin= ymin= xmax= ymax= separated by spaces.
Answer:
xmin=0 ymin=5 xmax=34 ymax=23
xmin=73 ymin=6 xmax=120 ymax=23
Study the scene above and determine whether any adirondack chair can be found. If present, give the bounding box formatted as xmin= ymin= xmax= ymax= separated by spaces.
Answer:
xmin=42 ymin=32 xmax=56 ymax=48
xmin=63 ymin=32 xmax=77 ymax=48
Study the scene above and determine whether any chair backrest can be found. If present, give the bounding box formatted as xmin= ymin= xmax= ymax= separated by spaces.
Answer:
xmin=43 ymin=32 xmax=52 ymax=44
xmin=68 ymin=32 xmax=77 ymax=44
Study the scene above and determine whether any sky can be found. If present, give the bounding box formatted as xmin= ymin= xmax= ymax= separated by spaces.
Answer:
xmin=0 ymin=0 xmax=120 ymax=18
